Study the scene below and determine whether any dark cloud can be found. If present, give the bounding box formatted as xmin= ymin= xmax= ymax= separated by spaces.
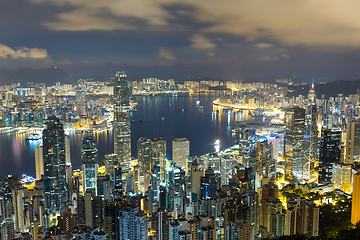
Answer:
xmin=1 ymin=0 xmax=360 ymax=82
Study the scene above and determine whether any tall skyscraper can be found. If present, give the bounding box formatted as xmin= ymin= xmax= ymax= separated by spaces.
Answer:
xmin=151 ymin=138 xmax=167 ymax=183
xmin=43 ymin=115 xmax=67 ymax=212
xmin=345 ymin=120 xmax=360 ymax=163
xmin=172 ymin=138 xmax=190 ymax=173
xmin=304 ymin=85 xmax=318 ymax=181
xmin=113 ymin=71 xmax=131 ymax=166
xmin=76 ymin=90 xmax=86 ymax=116
xmin=82 ymin=135 xmax=98 ymax=196
xmin=35 ymin=146 xmax=44 ymax=180
xmin=318 ymin=129 xmax=341 ymax=183
xmin=285 ymin=107 xmax=305 ymax=182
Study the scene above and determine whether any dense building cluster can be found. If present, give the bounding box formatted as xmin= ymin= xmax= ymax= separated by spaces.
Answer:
xmin=3 ymin=73 xmax=360 ymax=239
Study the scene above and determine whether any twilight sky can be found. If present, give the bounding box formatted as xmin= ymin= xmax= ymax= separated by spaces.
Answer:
xmin=2 ymin=0 xmax=360 ymax=81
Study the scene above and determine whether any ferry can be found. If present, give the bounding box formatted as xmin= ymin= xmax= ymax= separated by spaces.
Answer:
xmin=26 ymin=133 xmax=42 ymax=140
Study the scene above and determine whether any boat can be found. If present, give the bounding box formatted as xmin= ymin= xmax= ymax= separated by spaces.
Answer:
xmin=26 ymin=133 xmax=42 ymax=140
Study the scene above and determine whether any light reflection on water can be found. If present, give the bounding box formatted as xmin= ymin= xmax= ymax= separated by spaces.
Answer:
xmin=1 ymin=94 xmax=266 ymax=177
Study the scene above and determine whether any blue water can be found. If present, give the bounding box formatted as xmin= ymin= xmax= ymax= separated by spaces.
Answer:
xmin=0 ymin=93 xmax=258 ymax=177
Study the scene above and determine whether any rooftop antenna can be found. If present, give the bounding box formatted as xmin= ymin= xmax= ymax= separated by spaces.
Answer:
xmin=311 ymin=78 xmax=314 ymax=89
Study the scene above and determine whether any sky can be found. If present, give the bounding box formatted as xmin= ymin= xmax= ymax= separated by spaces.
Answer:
xmin=2 ymin=0 xmax=360 ymax=81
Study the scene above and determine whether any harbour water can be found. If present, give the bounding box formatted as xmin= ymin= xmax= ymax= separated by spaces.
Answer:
xmin=0 ymin=94 xmax=264 ymax=177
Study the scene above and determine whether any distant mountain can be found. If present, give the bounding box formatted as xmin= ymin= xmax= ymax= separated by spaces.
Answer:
xmin=0 ymin=67 xmax=74 ymax=86
xmin=287 ymin=79 xmax=360 ymax=98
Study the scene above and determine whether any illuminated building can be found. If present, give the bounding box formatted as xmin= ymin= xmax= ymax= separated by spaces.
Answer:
xmin=191 ymin=158 xmax=203 ymax=202
xmin=43 ymin=115 xmax=67 ymax=212
xmin=77 ymin=190 xmax=103 ymax=228
xmin=333 ymin=163 xmax=353 ymax=194
xmin=113 ymin=71 xmax=131 ymax=166
xmin=137 ymin=137 xmax=152 ymax=191
xmin=76 ymin=91 xmax=86 ymax=116
xmin=104 ymin=153 xmax=122 ymax=197
xmin=345 ymin=120 xmax=360 ymax=163
xmin=304 ymin=84 xmax=318 ymax=181
xmin=351 ymin=170 xmax=360 ymax=225
xmin=57 ymin=211 xmax=76 ymax=232
xmin=172 ymin=137 xmax=190 ymax=174
xmin=261 ymin=198 xmax=285 ymax=238
xmin=65 ymin=134 xmax=71 ymax=165
xmin=35 ymin=146 xmax=44 ymax=180
xmin=1 ymin=218 xmax=15 ymax=240
xmin=200 ymin=167 xmax=218 ymax=200
xmin=284 ymin=107 xmax=305 ymax=182
xmin=318 ymin=129 xmax=341 ymax=183
xmin=104 ymin=199 xmax=147 ymax=240
xmin=151 ymin=138 xmax=167 ymax=183
xmin=81 ymin=135 xmax=98 ymax=196
xmin=285 ymin=198 xmax=319 ymax=237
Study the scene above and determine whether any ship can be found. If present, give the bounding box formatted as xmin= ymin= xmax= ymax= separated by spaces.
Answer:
xmin=26 ymin=133 xmax=42 ymax=140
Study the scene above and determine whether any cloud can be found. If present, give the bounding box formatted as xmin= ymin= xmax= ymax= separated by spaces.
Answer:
xmin=258 ymin=55 xmax=278 ymax=61
xmin=0 ymin=43 xmax=48 ymax=59
xmin=190 ymin=34 xmax=216 ymax=49
xmin=158 ymin=47 xmax=175 ymax=60
xmin=31 ymin=0 xmax=174 ymax=31
xmin=255 ymin=43 xmax=273 ymax=48
xmin=29 ymin=0 xmax=360 ymax=49
xmin=44 ymin=9 xmax=135 ymax=31
xmin=207 ymin=52 xmax=215 ymax=56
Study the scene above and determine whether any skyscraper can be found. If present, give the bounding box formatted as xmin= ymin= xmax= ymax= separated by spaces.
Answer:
xmin=345 ymin=120 xmax=360 ymax=163
xmin=113 ymin=71 xmax=131 ymax=166
xmin=76 ymin=90 xmax=86 ymax=116
xmin=318 ymin=129 xmax=341 ymax=183
xmin=43 ymin=115 xmax=67 ymax=212
xmin=82 ymin=135 xmax=98 ymax=196
xmin=151 ymin=138 xmax=167 ymax=183
xmin=285 ymin=107 xmax=305 ymax=182
xmin=35 ymin=146 xmax=44 ymax=180
xmin=172 ymin=138 xmax=190 ymax=173
xmin=304 ymin=85 xmax=318 ymax=181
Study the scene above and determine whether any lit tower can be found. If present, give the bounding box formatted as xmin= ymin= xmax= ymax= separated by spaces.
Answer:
xmin=172 ymin=137 xmax=190 ymax=173
xmin=81 ymin=136 xmax=98 ymax=196
xmin=304 ymin=83 xmax=318 ymax=182
xmin=113 ymin=71 xmax=131 ymax=166
xmin=285 ymin=107 xmax=305 ymax=182
xmin=43 ymin=115 xmax=67 ymax=212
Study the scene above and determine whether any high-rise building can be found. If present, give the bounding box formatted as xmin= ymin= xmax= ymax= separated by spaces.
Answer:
xmin=43 ymin=115 xmax=67 ymax=212
xmin=138 ymin=137 xmax=152 ymax=191
xmin=333 ymin=163 xmax=353 ymax=194
xmin=1 ymin=218 xmax=15 ymax=240
xmin=318 ymin=129 xmax=341 ymax=183
xmin=284 ymin=107 xmax=305 ymax=182
xmin=151 ymin=138 xmax=167 ymax=183
xmin=352 ymin=170 xmax=360 ymax=225
xmin=345 ymin=120 xmax=360 ymax=163
xmin=285 ymin=198 xmax=319 ymax=237
xmin=172 ymin=138 xmax=190 ymax=173
xmin=200 ymin=167 xmax=218 ymax=200
xmin=304 ymin=85 xmax=318 ymax=181
xmin=76 ymin=91 xmax=86 ymax=116
xmin=104 ymin=199 xmax=147 ymax=240
xmin=35 ymin=146 xmax=44 ymax=180
xmin=77 ymin=191 xmax=103 ymax=228
xmin=113 ymin=71 xmax=131 ymax=166
xmin=82 ymin=136 xmax=98 ymax=196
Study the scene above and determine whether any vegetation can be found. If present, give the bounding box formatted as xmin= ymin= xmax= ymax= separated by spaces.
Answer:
xmin=318 ymin=195 xmax=352 ymax=239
